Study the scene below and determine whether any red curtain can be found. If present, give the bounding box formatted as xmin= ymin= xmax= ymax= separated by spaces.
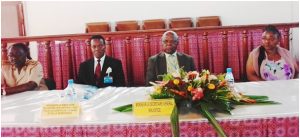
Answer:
xmin=130 ymin=37 xmax=146 ymax=86
xmin=149 ymin=36 xmax=163 ymax=56
xmin=38 ymin=40 xmax=89 ymax=89
xmin=208 ymin=32 xmax=225 ymax=74
xmin=111 ymin=37 xmax=128 ymax=85
xmin=187 ymin=34 xmax=200 ymax=71
xmin=228 ymin=31 xmax=242 ymax=80
xmin=71 ymin=40 xmax=89 ymax=81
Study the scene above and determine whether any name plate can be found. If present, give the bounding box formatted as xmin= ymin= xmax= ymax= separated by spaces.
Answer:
xmin=41 ymin=103 xmax=80 ymax=119
xmin=133 ymin=99 xmax=175 ymax=116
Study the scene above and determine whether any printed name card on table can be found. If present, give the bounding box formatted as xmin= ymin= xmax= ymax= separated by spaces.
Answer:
xmin=41 ymin=103 xmax=80 ymax=119
xmin=133 ymin=99 xmax=175 ymax=116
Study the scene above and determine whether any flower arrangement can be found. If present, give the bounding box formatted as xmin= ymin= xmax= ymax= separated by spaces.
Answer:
xmin=114 ymin=69 xmax=278 ymax=137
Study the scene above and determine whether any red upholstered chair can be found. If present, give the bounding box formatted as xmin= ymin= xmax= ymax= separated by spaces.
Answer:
xmin=86 ymin=22 xmax=110 ymax=33
xmin=115 ymin=20 xmax=140 ymax=31
xmin=142 ymin=19 xmax=166 ymax=30
xmin=169 ymin=17 xmax=193 ymax=29
xmin=196 ymin=16 xmax=222 ymax=27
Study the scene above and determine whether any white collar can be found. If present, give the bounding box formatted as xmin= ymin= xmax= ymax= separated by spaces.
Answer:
xmin=94 ymin=55 xmax=106 ymax=62
xmin=164 ymin=51 xmax=177 ymax=57
xmin=93 ymin=55 xmax=106 ymax=72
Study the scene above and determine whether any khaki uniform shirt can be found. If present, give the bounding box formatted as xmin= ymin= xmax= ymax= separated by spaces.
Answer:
xmin=1 ymin=60 xmax=48 ymax=90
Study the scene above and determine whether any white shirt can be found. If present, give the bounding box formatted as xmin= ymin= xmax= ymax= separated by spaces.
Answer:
xmin=94 ymin=55 xmax=106 ymax=73
xmin=164 ymin=51 xmax=179 ymax=74
xmin=164 ymin=51 xmax=178 ymax=57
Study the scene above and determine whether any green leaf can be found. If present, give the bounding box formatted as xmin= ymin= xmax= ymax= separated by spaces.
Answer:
xmin=216 ymin=89 xmax=230 ymax=94
xmin=162 ymin=74 xmax=174 ymax=81
xmin=179 ymin=68 xmax=187 ymax=78
xmin=244 ymin=95 xmax=269 ymax=100
xmin=217 ymin=73 xmax=226 ymax=81
xmin=254 ymin=100 xmax=280 ymax=104
xmin=150 ymin=92 xmax=173 ymax=99
xmin=209 ymin=101 xmax=232 ymax=114
xmin=231 ymin=94 xmax=280 ymax=105
xmin=199 ymin=102 xmax=227 ymax=137
xmin=231 ymin=100 xmax=280 ymax=105
xmin=113 ymin=104 xmax=133 ymax=112
xmin=170 ymin=105 xmax=179 ymax=137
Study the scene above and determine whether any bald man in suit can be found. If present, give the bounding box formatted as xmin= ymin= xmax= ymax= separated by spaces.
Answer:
xmin=146 ymin=31 xmax=196 ymax=85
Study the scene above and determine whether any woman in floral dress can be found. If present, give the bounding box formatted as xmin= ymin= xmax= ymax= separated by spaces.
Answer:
xmin=246 ymin=25 xmax=298 ymax=81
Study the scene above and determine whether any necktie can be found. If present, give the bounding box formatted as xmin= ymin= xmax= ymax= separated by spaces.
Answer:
xmin=95 ymin=59 xmax=101 ymax=80
xmin=167 ymin=54 xmax=178 ymax=74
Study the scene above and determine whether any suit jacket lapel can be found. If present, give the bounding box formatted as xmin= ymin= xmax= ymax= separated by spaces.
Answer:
xmin=158 ymin=52 xmax=167 ymax=75
xmin=101 ymin=57 xmax=109 ymax=77
xmin=177 ymin=52 xmax=184 ymax=68
xmin=88 ymin=59 xmax=95 ymax=83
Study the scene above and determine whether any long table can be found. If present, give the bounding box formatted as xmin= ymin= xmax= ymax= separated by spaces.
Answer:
xmin=1 ymin=79 xmax=299 ymax=136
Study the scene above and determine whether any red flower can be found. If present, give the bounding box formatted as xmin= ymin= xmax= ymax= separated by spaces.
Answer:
xmin=218 ymin=80 xmax=226 ymax=88
xmin=187 ymin=71 xmax=198 ymax=80
xmin=191 ymin=88 xmax=204 ymax=101
xmin=170 ymin=89 xmax=187 ymax=98
xmin=166 ymin=80 xmax=175 ymax=88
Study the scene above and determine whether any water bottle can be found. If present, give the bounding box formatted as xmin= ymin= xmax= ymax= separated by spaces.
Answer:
xmin=66 ymin=79 xmax=77 ymax=102
xmin=225 ymin=68 xmax=235 ymax=92
xmin=81 ymin=85 xmax=98 ymax=100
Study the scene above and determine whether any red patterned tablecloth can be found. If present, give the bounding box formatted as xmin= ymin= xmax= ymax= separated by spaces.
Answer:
xmin=2 ymin=116 xmax=298 ymax=137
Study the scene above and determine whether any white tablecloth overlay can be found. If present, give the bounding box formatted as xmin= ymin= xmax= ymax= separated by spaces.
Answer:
xmin=1 ymin=79 xmax=298 ymax=127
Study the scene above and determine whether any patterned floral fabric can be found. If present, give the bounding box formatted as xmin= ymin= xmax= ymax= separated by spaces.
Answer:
xmin=261 ymin=58 xmax=293 ymax=80
xmin=1 ymin=116 xmax=298 ymax=137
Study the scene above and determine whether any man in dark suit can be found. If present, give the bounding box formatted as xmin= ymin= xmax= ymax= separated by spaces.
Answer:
xmin=77 ymin=35 xmax=125 ymax=88
xmin=146 ymin=31 xmax=196 ymax=85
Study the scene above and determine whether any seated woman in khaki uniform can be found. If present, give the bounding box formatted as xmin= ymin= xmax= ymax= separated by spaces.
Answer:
xmin=1 ymin=43 xmax=48 ymax=96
